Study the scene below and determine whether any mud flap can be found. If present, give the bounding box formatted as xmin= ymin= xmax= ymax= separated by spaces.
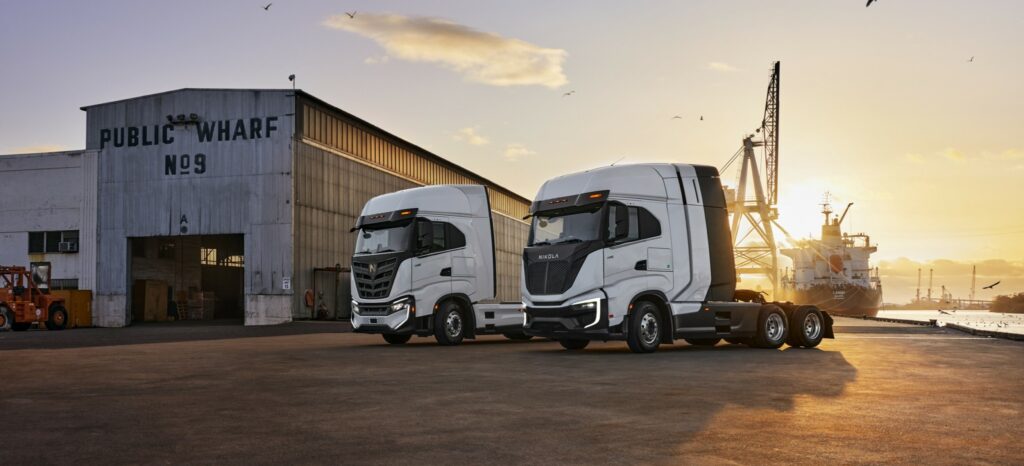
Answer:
xmin=822 ymin=311 xmax=835 ymax=339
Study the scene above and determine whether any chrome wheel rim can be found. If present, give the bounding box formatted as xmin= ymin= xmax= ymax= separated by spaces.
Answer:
xmin=445 ymin=311 xmax=462 ymax=339
xmin=765 ymin=313 xmax=785 ymax=342
xmin=804 ymin=312 xmax=821 ymax=340
xmin=640 ymin=312 xmax=659 ymax=345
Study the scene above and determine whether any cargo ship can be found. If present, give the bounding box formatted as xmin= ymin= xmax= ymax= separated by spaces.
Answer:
xmin=780 ymin=196 xmax=882 ymax=317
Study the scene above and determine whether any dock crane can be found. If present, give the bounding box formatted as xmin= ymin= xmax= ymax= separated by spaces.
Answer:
xmin=722 ymin=61 xmax=785 ymax=297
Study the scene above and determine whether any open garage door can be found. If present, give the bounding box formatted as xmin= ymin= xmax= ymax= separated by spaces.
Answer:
xmin=128 ymin=234 xmax=244 ymax=323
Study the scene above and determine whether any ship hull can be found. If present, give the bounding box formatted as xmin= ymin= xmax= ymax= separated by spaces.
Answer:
xmin=787 ymin=284 xmax=882 ymax=317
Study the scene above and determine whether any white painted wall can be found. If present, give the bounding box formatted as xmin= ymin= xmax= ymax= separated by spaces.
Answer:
xmin=0 ymin=150 xmax=98 ymax=290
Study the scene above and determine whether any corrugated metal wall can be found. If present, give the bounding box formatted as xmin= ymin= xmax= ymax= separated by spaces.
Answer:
xmin=294 ymin=96 xmax=530 ymax=306
xmin=86 ymin=89 xmax=295 ymax=326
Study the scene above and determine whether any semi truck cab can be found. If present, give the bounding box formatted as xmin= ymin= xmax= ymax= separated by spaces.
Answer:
xmin=350 ymin=185 xmax=527 ymax=345
xmin=521 ymin=163 xmax=833 ymax=353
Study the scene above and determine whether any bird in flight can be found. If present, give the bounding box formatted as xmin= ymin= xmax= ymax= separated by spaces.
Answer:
xmin=866 ymin=0 xmax=876 ymax=7
xmin=967 ymin=56 xmax=975 ymax=62
xmin=263 ymin=3 xmax=272 ymax=11
xmin=562 ymin=90 xmax=575 ymax=97
xmin=671 ymin=115 xmax=682 ymax=120
xmin=982 ymin=281 xmax=1000 ymax=290
xmin=346 ymin=11 xmax=357 ymax=19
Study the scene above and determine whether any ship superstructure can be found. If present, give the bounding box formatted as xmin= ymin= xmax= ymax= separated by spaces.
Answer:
xmin=780 ymin=195 xmax=882 ymax=316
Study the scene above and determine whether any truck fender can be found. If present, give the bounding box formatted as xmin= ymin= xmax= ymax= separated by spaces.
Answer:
xmin=435 ymin=293 xmax=476 ymax=339
xmin=629 ymin=291 xmax=674 ymax=343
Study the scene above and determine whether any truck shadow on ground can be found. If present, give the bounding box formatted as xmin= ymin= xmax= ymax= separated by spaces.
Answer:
xmin=322 ymin=338 xmax=859 ymax=464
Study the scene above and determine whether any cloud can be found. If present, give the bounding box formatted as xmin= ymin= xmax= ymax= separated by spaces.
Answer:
xmin=504 ymin=143 xmax=536 ymax=161
xmin=941 ymin=148 xmax=965 ymax=162
xmin=706 ymin=62 xmax=738 ymax=72
xmin=453 ymin=127 xmax=489 ymax=146
xmin=363 ymin=55 xmax=390 ymax=65
xmin=325 ymin=13 xmax=568 ymax=88
xmin=6 ymin=144 xmax=66 ymax=154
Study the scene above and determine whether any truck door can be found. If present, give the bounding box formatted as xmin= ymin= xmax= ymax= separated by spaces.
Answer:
xmin=603 ymin=203 xmax=648 ymax=315
xmin=410 ymin=219 xmax=453 ymax=313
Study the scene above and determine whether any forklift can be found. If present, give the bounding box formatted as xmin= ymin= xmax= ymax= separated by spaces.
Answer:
xmin=0 ymin=265 xmax=68 ymax=331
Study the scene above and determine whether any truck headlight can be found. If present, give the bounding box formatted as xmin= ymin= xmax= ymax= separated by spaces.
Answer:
xmin=570 ymin=298 xmax=602 ymax=329
xmin=390 ymin=297 xmax=414 ymax=315
xmin=351 ymin=300 xmax=360 ymax=315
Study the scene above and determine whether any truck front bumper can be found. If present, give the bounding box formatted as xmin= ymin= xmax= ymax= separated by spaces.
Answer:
xmin=351 ymin=297 xmax=416 ymax=335
xmin=523 ymin=298 xmax=624 ymax=341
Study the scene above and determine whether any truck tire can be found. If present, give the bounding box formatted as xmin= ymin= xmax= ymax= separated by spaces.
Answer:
xmin=433 ymin=300 xmax=465 ymax=346
xmin=503 ymin=332 xmax=534 ymax=341
xmin=787 ymin=307 xmax=825 ymax=348
xmin=751 ymin=304 xmax=788 ymax=349
xmin=45 ymin=305 xmax=69 ymax=331
xmin=559 ymin=339 xmax=589 ymax=350
xmin=383 ymin=334 xmax=412 ymax=345
xmin=0 ymin=305 xmax=12 ymax=331
xmin=684 ymin=338 xmax=721 ymax=347
xmin=626 ymin=300 xmax=662 ymax=353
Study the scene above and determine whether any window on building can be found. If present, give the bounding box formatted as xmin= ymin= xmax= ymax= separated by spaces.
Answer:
xmin=28 ymin=230 xmax=80 ymax=253
xmin=200 ymin=248 xmax=217 ymax=266
xmin=29 ymin=232 xmax=45 ymax=253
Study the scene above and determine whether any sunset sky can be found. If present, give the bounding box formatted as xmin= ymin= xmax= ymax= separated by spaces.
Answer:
xmin=1 ymin=0 xmax=1021 ymax=302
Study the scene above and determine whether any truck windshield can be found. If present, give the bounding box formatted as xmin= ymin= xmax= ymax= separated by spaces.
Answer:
xmin=529 ymin=207 xmax=603 ymax=246
xmin=355 ymin=223 xmax=412 ymax=255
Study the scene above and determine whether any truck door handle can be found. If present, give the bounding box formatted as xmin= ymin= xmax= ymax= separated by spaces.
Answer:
xmin=440 ymin=267 xmax=452 ymax=277
xmin=634 ymin=260 xmax=647 ymax=271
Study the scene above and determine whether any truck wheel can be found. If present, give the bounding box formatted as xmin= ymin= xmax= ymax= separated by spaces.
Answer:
xmin=383 ymin=334 xmax=412 ymax=345
xmin=626 ymin=301 xmax=662 ymax=353
xmin=45 ymin=305 xmax=69 ymax=331
xmin=0 ymin=305 xmax=12 ymax=331
xmin=787 ymin=307 xmax=824 ymax=348
xmin=433 ymin=300 xmax=465 ymax=346
xmin=684 ymin=338 xmax=721 ymax=346
xmin=559 ymin=339 xmax=589 ymax=350
xmin=503 ymin=332 xmax=534 ymax=341
xmin=751 ymin=305 xmax=788 ymax=349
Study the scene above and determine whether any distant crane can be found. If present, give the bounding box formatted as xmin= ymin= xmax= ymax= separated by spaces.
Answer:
xmin=722 ymin=61 xmax=783 ymax=296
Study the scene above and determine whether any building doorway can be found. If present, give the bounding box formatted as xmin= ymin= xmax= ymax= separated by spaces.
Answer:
xmin=128 ymin=234 xmax=244 ymax=323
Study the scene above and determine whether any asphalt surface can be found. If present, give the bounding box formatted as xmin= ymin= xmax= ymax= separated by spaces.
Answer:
xmin=1 ymin=318 xmax=1021 ymax=465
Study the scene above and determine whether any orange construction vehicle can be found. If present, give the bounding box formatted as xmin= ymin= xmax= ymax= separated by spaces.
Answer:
xmin=0 ymin=266 xmax=68 ymax=331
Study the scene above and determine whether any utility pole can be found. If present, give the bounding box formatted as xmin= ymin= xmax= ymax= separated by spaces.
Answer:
xmin=916 ymin=268 xmax=921 ymax=303
xmin=927 ymin=269 xmax=933 ymax=302
xmin=970 ymin=265 xmax=976 ymax=302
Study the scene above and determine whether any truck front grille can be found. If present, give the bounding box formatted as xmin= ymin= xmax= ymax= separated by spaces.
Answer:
xmin=526 ymin=260 xmax=573 ymax=295
xmin=352 ymin=258 xmax=398 ymax=299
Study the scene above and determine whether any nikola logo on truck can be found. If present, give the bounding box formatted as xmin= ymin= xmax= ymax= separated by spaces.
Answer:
xmin=538 ymin=253 xmax=560 ymax=260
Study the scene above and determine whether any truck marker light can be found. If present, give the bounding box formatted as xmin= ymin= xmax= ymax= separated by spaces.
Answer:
xmin=400 ymin=210 xmax=413 ymax=216
xmin=588 ymin=193 xmax=604 ymax=199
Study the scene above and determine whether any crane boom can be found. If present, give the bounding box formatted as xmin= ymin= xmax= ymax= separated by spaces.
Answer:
xmin=762 ymin=61 xmax=780 ymax=207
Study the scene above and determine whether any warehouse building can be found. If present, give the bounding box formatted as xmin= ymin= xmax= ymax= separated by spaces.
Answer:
xmin=0 ymin=88 xmax=530 ymax=327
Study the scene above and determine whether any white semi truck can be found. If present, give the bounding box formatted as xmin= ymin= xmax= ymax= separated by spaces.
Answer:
xmin=521 ymin=163 xmax=833 ymax=353
xmin=349 ymin=185 xmax=529 ymax=345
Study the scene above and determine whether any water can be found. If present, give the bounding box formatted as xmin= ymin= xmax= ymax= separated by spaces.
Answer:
xmin=878 ymin=310 xmax=1024 ymax=336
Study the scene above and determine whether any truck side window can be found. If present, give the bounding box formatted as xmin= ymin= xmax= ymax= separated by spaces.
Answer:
xmin=446 ymin=223 xmax=467 ymax=249
xmin=608 ymin=204 xmax=660 ymax=244
xmin=431 ymin=222 xmax=447 ymax=252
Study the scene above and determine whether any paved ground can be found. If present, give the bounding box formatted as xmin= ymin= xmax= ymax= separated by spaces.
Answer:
xmin=1 ymin=317 xmax=1021 ymax=465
